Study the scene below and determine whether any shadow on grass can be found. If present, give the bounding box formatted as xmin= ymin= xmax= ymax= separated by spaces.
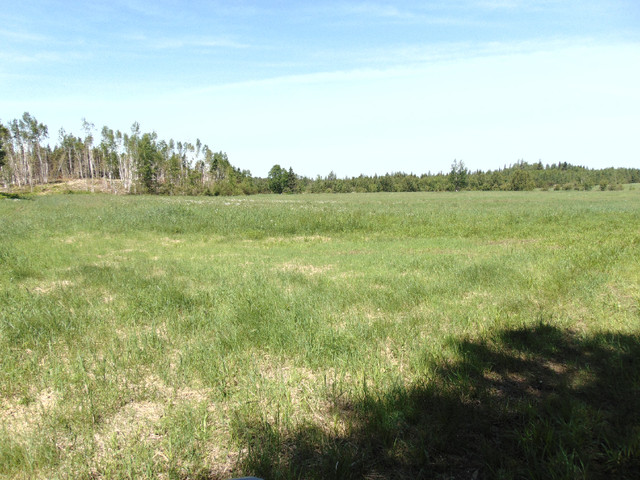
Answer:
xmin=0 ymin=192 xmax=33 ymax=200
xmin=231 ymin=324 xmax=640 ymax=479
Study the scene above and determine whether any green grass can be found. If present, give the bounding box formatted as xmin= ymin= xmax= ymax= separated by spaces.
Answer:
xmin=1 ymin=190 xmax=639 ymax=479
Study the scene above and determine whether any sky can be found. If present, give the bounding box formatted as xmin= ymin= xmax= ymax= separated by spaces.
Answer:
xmin=1 ymin=1 xmax=639 ymax=178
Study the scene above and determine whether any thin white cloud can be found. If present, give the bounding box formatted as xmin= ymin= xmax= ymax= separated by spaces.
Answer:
xmin=122 ymin=33 xmax=250 ymax=50
xmin=322 ymin=3 xmax=481 ymax=26
xmin=475 ymin=0 xmax=527 ymax=9
xmin=152 ymin=36 xmax=250 ymax=50
xmin=115 ymin=0 xmax=179 ymax=20
xmin=168 ymin=36 xmax=596 ymax=99
xmin=284 ymin=35 xmax=599 ymax=75
xmin=0 ymin=50 xmax=87 ymax=64
xmin=111 ymin=0 xmax=270 ymax=22
xmin=473 ymin=0 xmax=605 ymax=13
xmin=0 ymin=28 xmax=50 ymax=43
xmin=339 ymin=3 xmax=415 ymax=19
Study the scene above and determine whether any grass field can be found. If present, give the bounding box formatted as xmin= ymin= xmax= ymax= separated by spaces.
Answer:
xmin=1 ymin=190 xmax=639 ymax=479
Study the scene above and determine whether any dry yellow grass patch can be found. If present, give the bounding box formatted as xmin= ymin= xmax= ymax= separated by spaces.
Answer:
xmin=90 ymin=400 xmax=166 ymax=472
xmin=243 ymin=353 xmax=354 ymax=438
xmin=261 ymin=235 xmax=332 ymax=244
xmin=0 ymin=388 xmax=58 ymax=437
xmin=142 ymin=374 xmax=211 ymax=404
xmin=279 ymin=261 xmax=333 ymax=276
xmin=32 ymin=280 xmax=73 ymax=294
xmin=291 ymin=235 xmax=332 ymax=242
xmin=161 ymin=237 xmax=184 ymax=245
xmin=604 ymin=282 xmax=639 ymax=313
xmin=101 ymin=400 xmax=164 ymax=440
xmin=149 ymin=267 xmax=167 ymax=278
xmin=486 ymin=238 xmax=539 ymax=247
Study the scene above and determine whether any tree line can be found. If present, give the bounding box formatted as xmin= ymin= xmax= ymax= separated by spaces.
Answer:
xmin=1 ymin=112 xmax=638 ymax=195
xmin=291 ymin=160 xmax=639 ymax=194
xmin=0 ymin=113 xmax=256 ymax=195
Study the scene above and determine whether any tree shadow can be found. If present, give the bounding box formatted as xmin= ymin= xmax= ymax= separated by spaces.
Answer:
xmin=0 ymin=192 xmax=33 ymax=200
xmin=231 ymin=324 xmax=640 ymax=479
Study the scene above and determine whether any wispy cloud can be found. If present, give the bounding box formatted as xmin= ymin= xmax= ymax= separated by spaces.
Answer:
xmin=296 ymin=34 xmax=596 ymax=73
xmin=152 ymin=36 xmax=250 ymax=50
xmin=114 ymin=0 xmax=179 ymax=20
xmin=0 ymin=28 xmax=50 ymax=43
xmin=473 ymin=0 xmax=595 ymax=12
xmin=475 ymin=0 xmax=527 ymax=9
xmin=339 ymin=3 xmax=416 ymax=19
xmin=122 ymin=33 xmax=250 ymax=50
xmin=317 ymin=2 xmax=485 ymax=27
xmin=180 ymin=35 xmax=608 ymax=96
xmin=111 ymin=0 xmax=270 ymax=22
xmin=0 ymin=50 xmax=88 ymax=65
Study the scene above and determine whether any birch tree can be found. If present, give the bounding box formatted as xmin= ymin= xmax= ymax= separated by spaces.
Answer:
xmin=82 ymin=119 xmax=96 ymax=190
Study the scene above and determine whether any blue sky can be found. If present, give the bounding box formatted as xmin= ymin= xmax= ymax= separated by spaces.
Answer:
xmin=2 ymin=1 xmax=639 ymax=177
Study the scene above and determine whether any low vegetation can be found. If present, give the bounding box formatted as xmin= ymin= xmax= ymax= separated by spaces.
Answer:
xmin=1 ymin=190 xmax=639 ymax=479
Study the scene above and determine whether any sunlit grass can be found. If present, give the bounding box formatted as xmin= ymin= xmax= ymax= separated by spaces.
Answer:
xmin=1 ymin=190 xmax=639 ymax=478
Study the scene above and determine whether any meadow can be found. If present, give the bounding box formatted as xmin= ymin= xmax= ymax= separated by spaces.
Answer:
xmin=1 ymin=190 xmax=639 ymax=479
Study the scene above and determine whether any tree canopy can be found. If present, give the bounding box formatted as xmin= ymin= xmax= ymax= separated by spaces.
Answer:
xmin=1 ymin=112 xmax=638 ymax=195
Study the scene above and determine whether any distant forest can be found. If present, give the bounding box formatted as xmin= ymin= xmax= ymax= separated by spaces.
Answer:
xmin=2 ymin=112 xmax=638 ymax=195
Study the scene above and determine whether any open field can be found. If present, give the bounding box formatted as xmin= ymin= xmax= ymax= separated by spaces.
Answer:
xmin=1 ymin=190 xmax=639 ymax=479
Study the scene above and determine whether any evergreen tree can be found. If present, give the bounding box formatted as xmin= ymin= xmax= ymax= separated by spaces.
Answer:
xmin=286 ymin=167 xmax=297 ymax=193
xmin=0 ymin=124 xmax=8 ymax=168
xmin=137 ymin=133 xmax=160 ymax=193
